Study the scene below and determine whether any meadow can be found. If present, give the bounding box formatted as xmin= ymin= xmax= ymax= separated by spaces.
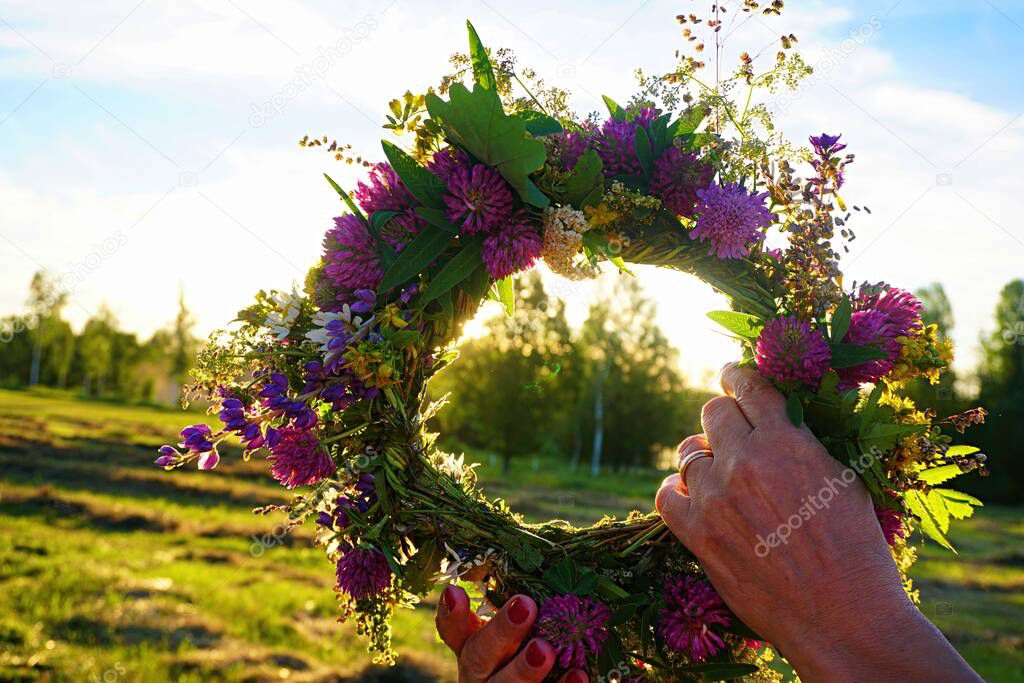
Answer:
xmin=0 ymin=388 xmax=1021 ymax=682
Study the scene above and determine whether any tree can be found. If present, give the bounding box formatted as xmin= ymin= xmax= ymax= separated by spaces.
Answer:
xmin=432 ymin=273 xmax=574 ymax=474
xmin=578 ymin=277 xmax=688 ymax=474
xmin=971 ymin=280 xmax=1024 ymax=503
xmin=25 ymin=271 xmax=69 ymax=387
xmin=77 ymin=307 xmax=118 ymax=396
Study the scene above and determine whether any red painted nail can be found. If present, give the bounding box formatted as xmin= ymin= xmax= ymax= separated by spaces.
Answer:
xmin=508 ymin=596 xmax=530 ymax=625
xmin=441 ymin=586 xmax=457 ymax=614
xmin=565 ymin=670 xmax=588 ymax=683
xmin=525 ymin=640 xmax=546 ymax=668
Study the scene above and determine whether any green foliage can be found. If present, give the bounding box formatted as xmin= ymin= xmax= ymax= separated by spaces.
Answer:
xmin=380 ymin=140 xmax=445 ymax=208
xmin=706 ymin=310 xmax=763 ymax=339
xmin=378 ymin=226 xmax=453 ymax=293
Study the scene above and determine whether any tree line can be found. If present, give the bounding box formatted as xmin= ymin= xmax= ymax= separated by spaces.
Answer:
xmin=3 ymin=269 xmax=1022 ymax=500
xmin=0 ymin=271 xmax=199 ymax=404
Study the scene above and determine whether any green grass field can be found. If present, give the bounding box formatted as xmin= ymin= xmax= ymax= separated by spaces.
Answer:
xmin=1 ymin=388 xmax=1021 ymax=682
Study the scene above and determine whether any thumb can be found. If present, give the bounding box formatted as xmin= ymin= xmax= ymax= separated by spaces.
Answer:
xmin=656 ymin=474 xmax=698 ymax=550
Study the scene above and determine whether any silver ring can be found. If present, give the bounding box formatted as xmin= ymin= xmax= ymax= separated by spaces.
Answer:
xmin=679 ymin=449 xmax=713 ymax=494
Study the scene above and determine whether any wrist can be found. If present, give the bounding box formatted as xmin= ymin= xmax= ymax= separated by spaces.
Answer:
xmin=778 ymin=597 xmax=978 ymax=683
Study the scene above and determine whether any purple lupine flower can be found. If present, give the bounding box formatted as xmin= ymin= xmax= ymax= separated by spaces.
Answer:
xmin=690 ymin=182 xmax=774 ymax=259
xmin=350 ymin=288 xmax=376 ymax=315
xmin=323 ymin=214 xmax=383 ymax=291
xmin=154 ymin=444 xmax=178 ymax=467
xmin=755 ymin=316 xmax=832 ymax=390
xmin=631 ymin=105 xmax=660 ymax=128
xmin=336 ymin=546 xmax=392 ymax=599
xmin=482 ymin=219 xmax=542 ymax=279
xmin=659 ymin=576 xmax=731 ymax=662
xmin=267 ymin=426 xmax=335 ymax=489
xmin=809 ymin=133 xmax=851 ymax=190
xmin=427 ymin=147 xmax=471 ymax=183
xmin=649 ymin=147 xmax=714 ymax=217
xmin=258 ymin=374 xmax=317 ymax=430
xmin=443 ymin=164 xmax=514 ymax=234
xmin=535 ymin=594 xmax=611 ymax=669
xmin=322 ymin=474 xmax=377 ymax=530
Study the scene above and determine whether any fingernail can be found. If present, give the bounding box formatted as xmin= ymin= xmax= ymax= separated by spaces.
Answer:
xmin=565 ymin=671 xmax=588 ymax=683
xmin=441 ymin=585 xmax=457 ymax=613
xmin=508 ymin=596 xmax=530 ymax=625
xmin=525 ymin=639 xmax=546 ymax=668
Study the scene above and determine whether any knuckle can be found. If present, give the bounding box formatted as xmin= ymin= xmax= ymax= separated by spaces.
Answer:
xmin=700 ymin=396 xmax=730 ymax=424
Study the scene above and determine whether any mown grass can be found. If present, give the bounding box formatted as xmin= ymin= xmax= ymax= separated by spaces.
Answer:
xmin=0 ymin=387 xmax=1021 ymax=682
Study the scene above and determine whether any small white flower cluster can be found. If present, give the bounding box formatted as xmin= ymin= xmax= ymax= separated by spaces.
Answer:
xmin=264 ymin=289 xmax=302 ymax=341
xmin=540 ymin=205 xmax=599 ymax=280
xmin=305 ymin=306 xmax=372 ymax=359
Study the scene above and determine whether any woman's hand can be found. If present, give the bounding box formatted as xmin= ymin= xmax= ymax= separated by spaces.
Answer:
xmin=656 ymin=364 xmax=980 ymax=683
xmin=435 ymin=584 xmax=588 ymax=683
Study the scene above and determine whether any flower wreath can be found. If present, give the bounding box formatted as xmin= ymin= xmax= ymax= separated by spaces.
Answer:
xmin=159 ymin=16 xmax=989 ymax=682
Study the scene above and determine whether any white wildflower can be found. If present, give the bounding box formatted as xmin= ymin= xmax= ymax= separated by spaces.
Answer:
xmin=264 ymin=289 xmax=303 ymax=341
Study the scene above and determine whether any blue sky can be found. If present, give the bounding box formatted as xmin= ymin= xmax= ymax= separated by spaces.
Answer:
xmin=1 ymin=0 xmax=1023 ymax=386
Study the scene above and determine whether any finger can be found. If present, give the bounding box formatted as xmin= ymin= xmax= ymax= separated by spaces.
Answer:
xmin=435 ymin=585 xmax=481 ymax=656
xmin=701 ymin=395 xmax=752 ymax=449
xmin=490 ymin=638 xmax=555 ymax=683
xmin=676 ymin=434 xmax=714 ymax=496
xmin=656 ymin=474 xmax=697 ymax=546
xmin=558 ymin=669 xmax=589 ymax=683
xmin=719 ymin=363 xmax=789 ymax=430
xmin=460 ymin=594 xmax=536 ymax=680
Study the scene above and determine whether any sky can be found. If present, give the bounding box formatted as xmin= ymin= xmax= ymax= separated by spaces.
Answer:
xmin=1 ymin=0 xmax=1023 ymax=388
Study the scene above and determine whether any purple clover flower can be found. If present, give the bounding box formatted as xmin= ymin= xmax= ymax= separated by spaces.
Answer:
xmin=534 ymin=594 xmax=611 ymax=669
xmin=755 ymin=316 xmax=832 ymax=390
xmin=649 ymin=147 xmax=714 ymax=217
xmin=481 ymin=219 xmax=542 ymax=279
xmin=443 ymin=164 xmax=514 ymax=235
xmin=323 ymin=214 xmax=383 ymax=291
xmin=267 ymin=426 xmax=335 ymax=489
xmin=427 ymin=147 xmax=471 ymax=183
xmin=659 ymin=576 xmax=731 ymax=662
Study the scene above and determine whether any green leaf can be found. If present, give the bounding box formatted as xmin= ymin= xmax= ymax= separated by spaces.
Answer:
xmin=706 ymin=310 xmax=764 ymax=339
xmin=829 ymin=342 xmax=890 ymax=368
xmin=648 ymin=113 xmax=671 ymax=157
xmin=404 ymin=540 xmax=445 ymax=595
xmin=904 ymin=489 xmax=955 ymax=552
xmin=786 ymin=393 xmax=804 ymax=427
xmin=859 ymin=422 xmax=925 ymax=452
xmin=368 ymin=210 xmax=401 ymax=239
xmin=514 ymin=110 xmax=563 ymax=136
xmin=425 ymin=83 xmax=549 ymax=207
xmin=388 ymin=329 xmax=420 ymax=347
xmin=917 ymin=464 xmax=963 ymax=486
xmin=378 ymin=226 xmax=452 ymax=292
xmin=634 ymin=126 xmax=653 ymax=176
xmin=831 ymin=296 xmax=853 ymax=343
xmin=465 ymin=263 xmax=491 ymax=301
xmin=562 ymin=149 xmax=604 ymax=208
xmin=465 ymin=21 xmax=497 ymax=91
xmin=415 ymin=206 xmax=460 ymax=234
xmin=495 ymin=276 xmax=515 ymax=317
xmin=946 ymin=445 xmax=980 ymax=457
xmin=324 ymin=173 xmax=367 ymax=223
xmin=419 ymin=237 xmax=484 ymax=305
xmin=926 ymin=489 xmax=951 ymax=533
xmin=858 ymin=384 xmax=884 ymax=438
xmin=381 ymin=140 xmax=445 ymax=208
xmin=504 ymin=535 xmax=544 ymax=571
xmin=932 ymin=488 xmax=983 ymax=520
xmin=542 ymin=558 xmax=599 ymax=596
xmin=669 ymin=106 xmax=707 ymax=137
xmin=602 ymin=95 xmax=626 ymax=121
